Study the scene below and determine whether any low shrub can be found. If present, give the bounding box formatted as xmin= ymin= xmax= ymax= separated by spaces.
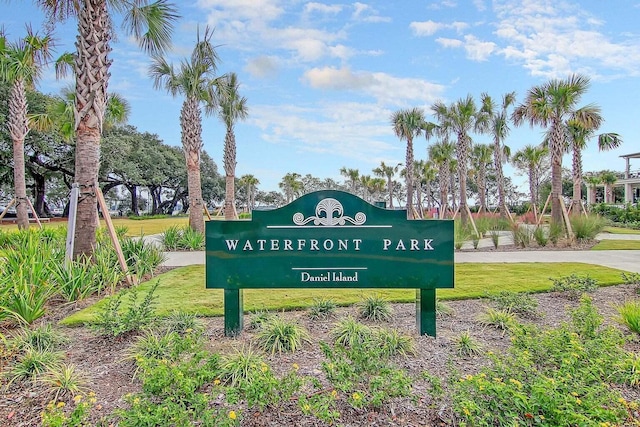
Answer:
xmin=485 ymin=291 xmax=539 ymax=317
xmin=550 ymin=274 xmax=598 ymax=300
xmin=570 ymin=214 xmax=606 ymax=241
xmin=308 ymin=298 xmax=337 ymax=319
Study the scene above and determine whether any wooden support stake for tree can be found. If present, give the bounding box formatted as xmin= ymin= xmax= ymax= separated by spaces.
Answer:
xmin=465 ymin=204 xmax=481 ymax=238
xmin=536 ymin=194 xmax=551 ymax=227
xmin=0 ymin=198 xmax=16 ymax=220
xmin=203 ymin=203 xmax=212 ymax=221
xmin=558 ymin=197 xmax=574 ymax=240
xmin=23 ymin=198 xmax=43 ymax=229
xmin=96 ymin=188 xmax=134 ymax=286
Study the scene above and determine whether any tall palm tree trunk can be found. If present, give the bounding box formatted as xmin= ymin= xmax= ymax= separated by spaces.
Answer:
xmin=550 ymin=121 xmax=565 ymax=224
xmin=72 ymin=0 xmax=111 ymax=258
xmin=8 ymin=79 xmax=30 ymax=230
xmin=457 ymin=134 xmax=470 ymax=224
xmin=439 ymin=164 xmax=449 ymax=219
xmin=528 ymin=168 xmax=537 ymax=211
xmin=571 ymin=148 xmax=583 ymax=213
xmin=493 ymin=143 xmax=508 ymax=219
xmin=386 ymin=177 xmax=394 ymax=208
xmin=224 ymin=128 xmax=237 ymax=220
xmin=181 ymin=96 xmax=205 ymax=233
xmin=405 ymin=138 xmax=414 ymax=219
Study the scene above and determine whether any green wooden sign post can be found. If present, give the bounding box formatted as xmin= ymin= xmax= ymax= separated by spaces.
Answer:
xmin=206 ymin=190 xmax=454 ymax=337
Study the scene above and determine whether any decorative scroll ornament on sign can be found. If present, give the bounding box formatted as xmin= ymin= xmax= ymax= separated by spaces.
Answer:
xmin=293 ymin=198 xmax=367 ymax=226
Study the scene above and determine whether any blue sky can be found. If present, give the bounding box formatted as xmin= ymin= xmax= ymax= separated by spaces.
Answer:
xmin=2 ymin=0 xmax=639 ymax=194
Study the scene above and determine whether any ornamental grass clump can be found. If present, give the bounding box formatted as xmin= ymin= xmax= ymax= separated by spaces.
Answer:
xmin=479 ymin=308 xmax=516 ymax=331
xmin=615 ymin=300 xmax=640 ymax=334
xmin=308 ymin=298 xmax=337 ymax=319
xmin=256 ymin=317 xmax=310 ymax=354
xmin=331 ymin=317 xmax=372 ymax=348
xmin=11 ymin=323 xmax=68 ymax=353
xmin=357 ymin=294 xmax=393 ymax=322
xmin=455 ymin=331 xmax=481 ymax=357
xmin=39 ymin=363 xmax=89 ymax=401
xmin=570 ymin=214 xmax=605 ymax=241
xmin=374 ymin=327 xmax=415 ymax=357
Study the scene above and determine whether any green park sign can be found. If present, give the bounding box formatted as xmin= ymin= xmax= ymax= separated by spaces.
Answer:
xmin=206 ymin=190 xmax=454 ymax=336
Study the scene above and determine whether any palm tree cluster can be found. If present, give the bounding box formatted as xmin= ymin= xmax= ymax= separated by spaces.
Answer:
xmin=385 ymin=74 xmax=622 ymax=225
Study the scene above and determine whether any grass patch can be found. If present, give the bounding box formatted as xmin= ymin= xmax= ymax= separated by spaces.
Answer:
xmin=591 ymin=240 xmax=640 ymax=250
xmin=603 ymin=226 xmax=640 ymax=235
xmin=61 ymin=263 xmax=626 ymax=326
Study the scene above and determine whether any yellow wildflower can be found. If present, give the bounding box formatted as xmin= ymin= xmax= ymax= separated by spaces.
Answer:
xmin=292 ymin=363 xmax=299 ymax=371
xmin=463 ymin=408 xmax=471 ymax=416
xmin=229 ymin=410 xmax=237 ymax=420
xmin=352 ymin=392 xmax=361 ymax=401
xmin=56 ymin=402 xmax=65 ymax=408
xmin=303 ymin=404 xmax=311 ymax=412
xmin=575 ymin=398 xmax=582 ymax=405
xmin=331 ymin=390 xmax=338 ymax=398
xmin=214 ymin=379 xmax=221 ymax=386
xmin=73 ymin=395 xmax=83 ymax=403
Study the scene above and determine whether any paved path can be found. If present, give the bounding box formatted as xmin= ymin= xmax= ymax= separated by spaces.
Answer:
xmin=159 ymin=232 xmax=640 ymax=273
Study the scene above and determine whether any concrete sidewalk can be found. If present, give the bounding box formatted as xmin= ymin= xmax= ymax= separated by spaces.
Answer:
xmin=160 ymin=249 xmax=640 ymax=273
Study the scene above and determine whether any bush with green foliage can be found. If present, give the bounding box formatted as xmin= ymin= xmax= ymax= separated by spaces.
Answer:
xmin=453 ymin=296 xmax=637 ymax=426
xmin=91 ymin=282 xmax=159 ymax=337
xmin=485 ymin=291 xmax=539 ymax=318
xmin=616 ymin=300 xmax=640 ymax=334
xmin=591 ymin=203 xmax=640 ymax=226
xmin=550 ymin=274 xmax=598 ymax=300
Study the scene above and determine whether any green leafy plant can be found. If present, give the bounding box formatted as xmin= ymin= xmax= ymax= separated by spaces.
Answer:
xmin=548 ymin=220 xmax=565 ymax=245
xmin=357 ymin=294 xmax=393 ymax=321
xmin=615 ymin=299 xmax=640 ymax=334
xmin=41 ymin=393 xmax=99 ymax=427
xmin=248 ymin=309 xmax=276 ymax=330
xmin=220 ymin=346 xmax=265 ymax=387
xmin=308 ymin=298 xmax=337 ymax=319
xmin=178 ymin=226 xmax=205 ymax=250
xmin=91 ymin=282 xmax=159 ymax=337
xmin=374 ymin=327 xmax=415 ymax=357
xmin=331 ymin=317 xmax=372 ymax=347
xmin=120 ymin=237 xmax=166 ymax=278
xmin=570 ymin=214 xmax=605 ymax=241
xmin=511 ymin=223 xmax=532 ymax=248
xmin=161 ymin=225 xmax=182 ymax=250
xmin=11 ymin=323 xmax=68 ymax=352
xmin=550 ymin=274 xmax=598 ymax=300
xmin=532 ymin=226 xmax=548 ymax=247
xmin=6 ymin=348 xmax=62 ymax=384
xmin=488 ymin=229 xmax=501 ymax=249
xmin=162 ymin=310 xmax=204 ymax=335
xmin=256 ymin=317 xmax=311 ymax=354
xmin=436 ymin=298 xmax=454 ymax=317
xmin=455 ymin=331 xmax=481 ymax=357
xmin=485 ymin=290 xmax=539 ymax=317
xmin=39 ymin=363 xmax=89 ymax=401
xmin=479 ymin=308 xmax=516 ymax=331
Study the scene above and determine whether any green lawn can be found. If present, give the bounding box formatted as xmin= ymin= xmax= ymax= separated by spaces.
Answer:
xmin=61 ymin=262 xmax=626 ymax=326
xmin=603 ymin=226 xmax=640 ymax=235
xmin=0 ymin=216 xmax=196 ymax=236
xmin=592 ymin=240 xmax=640 ymax=250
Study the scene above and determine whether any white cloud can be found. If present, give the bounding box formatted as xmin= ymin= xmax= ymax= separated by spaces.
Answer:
xmin=302 ymin=66 xmax=446 ymax=106
xmin=410 ymin=20 xmax=469 ymax=36
xmin=436 ymin=38 xmax=463 ymax=48
xmin=352 ymin=2 xmax=391 ymax=23
xmin=245 ymin=55 xmax=280 ymax=78
xmin=304 ymin=2 xmax=342 ymax=15
xmin=462 ymin=34 xmax=496 ymax=61
xmin=493 ymin=0 xmax=640 ymax=78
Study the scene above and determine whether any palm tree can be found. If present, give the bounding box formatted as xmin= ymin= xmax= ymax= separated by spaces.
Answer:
xmin=0 ymin=28 xmax=53 ymax=230
xmin=428 ymin=139 xmax=456 ymax=219
xmin=480 ymin=92 xmax=516 ymax=219
xmin=583 ymin=174 xmax=602 ymax=206
xmin=38 ymin=0 xmax=178 ymax=258
xmin=470 ymin=143 xmax=493 ymax=213
xmin=432 ymin=95 xmax=483 ymax=224
xmin=238 ymin=174 xmax=259 ymax=213
xmin=391 ymin=108 xmax=427 ymax=219
xmin=600 ymin=171 xmax=618 ymax=203
xmin=512 ymin=145 xmax=549 ymax=214
xmin=150 ymin=27 xmax=219 ymax=234
xmin=339 ymin=167 xmax=360 ymax=194
xmin=216 ymin=73 xmax=248 ymax=220
xmin=372 ymin=161 xmax=401 ymax=208
xmin=567 ymin=118 xmax=622 ymax=212
xmin=512 ymin=74 xmax=599 ymax=225
xmin=279 ymin=172 xmax=303 ymax=203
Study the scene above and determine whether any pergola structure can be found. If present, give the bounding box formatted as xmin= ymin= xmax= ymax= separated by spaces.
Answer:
xmin=586 ymin=152 xmax=640 ymax=204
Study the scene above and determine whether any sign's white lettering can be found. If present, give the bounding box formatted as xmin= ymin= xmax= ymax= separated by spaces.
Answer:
xmin=301 ymin=271 xmax=359 ymax=282
xmin=224 ymin=238 xmax=366 ymax=252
